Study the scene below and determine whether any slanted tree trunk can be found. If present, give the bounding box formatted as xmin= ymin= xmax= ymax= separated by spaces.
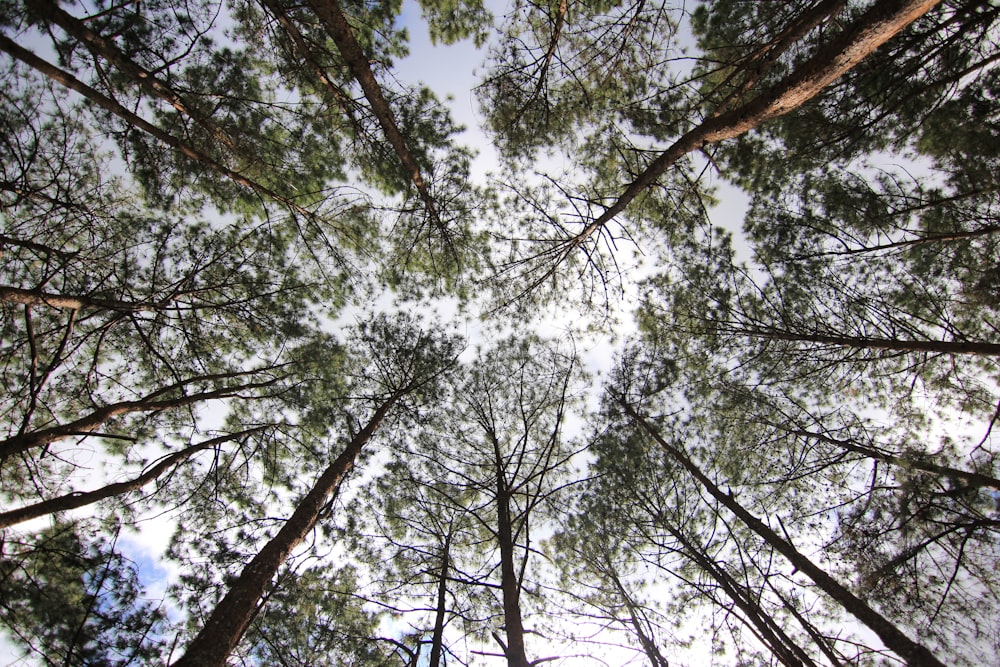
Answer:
xmin=171 ymin=391 xmax=403 ymax=667
xmin=533 ymin=0 xmax=941 ymax=287
xmin=602 ymin=565 xmax=670 ymax=667
xmin=663 ymin=521 xmax=817 ymax=667
xmin=25 ymin=0 xmax=239 ymax=152
xmin=785 ymin=427 xmax=1000 ymax=489
xmin=0 ymin=427 xmax=269 ymax=528
xmin=616 ymin=396 xmax=947 ymax=667
xmin=0 ymin=285 xmax=170 ymax=312
xmin=0 ymin=371 xmax=283 ymax=460
xmin=307 ymin=0 xmax=442 ymax=228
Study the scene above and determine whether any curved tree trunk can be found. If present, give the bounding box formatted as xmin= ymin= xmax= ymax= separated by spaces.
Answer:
xmin=0 ymin=427 xmax=269 ymax=528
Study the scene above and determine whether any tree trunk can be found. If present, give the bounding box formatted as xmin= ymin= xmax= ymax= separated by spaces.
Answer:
xmin=0 ymin=285 xmax=166 ymax=312
xmin=171 ymin=392 xmax=402 ymax=667
xmin=604 ymin=567 xmax=670 ymax=667
xmin=0 ymin=372 xmax=282 ymax=460
xmin=664 ymin=522 xmax=816 ymax=667
xmin=0 ymin=427 xmax=268 ymax=528
xmin=493 ymin=447 xmax=531 ymax=667
xmin=533 ymin=0 xmax=940 ymax=287
xmin=25 ymin=0 xmax=239 ymax=152
xmin=307 ymin=0 xmax=442 ymax=229
xmin=429 ymin=533 xmax=452 ymax=667
xmin=617 ymin=397 xmax=947 ymax=667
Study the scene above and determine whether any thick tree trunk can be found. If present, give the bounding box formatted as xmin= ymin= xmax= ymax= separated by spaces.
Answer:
xmin=535 ymin=0 xmax=940 ymax=286
xmin=0 ymin=285 xmax=166 ymax=312
xmin=170 ymin=393 xmax=401 ymax=667
xmin=618 ymin=398 xmax=947 ymax=667
xmin=0 ymin=427 xmax=268 ymax=528
xmin=493 ymin=448 xmax=531 ymax=667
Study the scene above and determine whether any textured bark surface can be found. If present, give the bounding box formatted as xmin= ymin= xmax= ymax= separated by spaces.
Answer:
xmin=309 ymin=0 xmax=442 ymax=226
xmin=540 ymin=0 xmax=941 ymax=283
xmin=171 ymin=394 xmax=401 ymax=667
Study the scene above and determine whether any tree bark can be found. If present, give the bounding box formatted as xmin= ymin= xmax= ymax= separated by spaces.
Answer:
xmin=0 ymin=285 xmax=169 ymax=312
xmin=617 ymin=397 xmax=947 ymax=667
xmin=533 ymin=0 xmax=941 ymax=288
xmin=493 ymin=446 xmax=531 ymax=667
xmin=0 ymin=427 xmax=268 ymax=528
xmin=307 ymin=0 xmax=443 ymax=228
xmin=429 ymin=533 xmax=452 ymax=667
xmin=170 ymin=392 xmax=402 ymax=667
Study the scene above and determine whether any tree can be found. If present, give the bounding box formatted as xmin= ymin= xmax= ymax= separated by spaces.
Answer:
xmin=0 ymin=520 xmax=170 ymax=666
xmin=351 ymin=335 xmax=585 ymax=667
xmin=2 ymin=0 xmax=998 ymax=665
xmin=602 ymin=353 xmax=948 ymax=666
xmin=170 ymin=315 xmax=460 ymax=667
xmin=481 ymin=0 xmax=944 ymax=302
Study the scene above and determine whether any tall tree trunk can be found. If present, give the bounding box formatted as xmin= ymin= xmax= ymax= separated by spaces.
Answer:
xmin=0 ymin=427 xmax=268 ymax=528
xmin=307 ymin=0 xmax=443 ymax=230
xmin=616 ymin=397 xmax=947 ymax=667
xmin=429 ymin=532 xmax=452 ymax=667
xmin=171 ymin=392 xmax=403 ymax=667
xmin=493 ymin=446 xmax=531 ymax=667
xmin=603 ymin=566 xmax=670 ymax=667
xmin=530 ymin=0 xmax=940 ymax=289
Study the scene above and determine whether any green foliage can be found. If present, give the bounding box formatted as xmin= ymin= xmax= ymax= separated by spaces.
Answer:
xmin=418 ymin=0 xmax=494 ymax=46
xmin=1 ymin=0 xmax=998 ymax=666
xmin=0 ymin=521 xmax=169 ymax=666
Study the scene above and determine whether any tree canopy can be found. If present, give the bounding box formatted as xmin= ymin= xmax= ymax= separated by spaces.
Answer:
xmin=1 ymin=0 xmax=998 ymax=665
